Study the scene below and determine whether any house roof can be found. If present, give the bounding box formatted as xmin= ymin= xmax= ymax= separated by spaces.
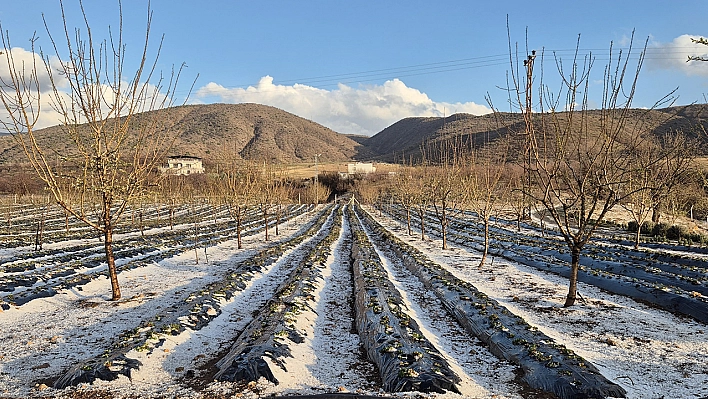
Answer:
xmin=167 ymin=155 xmax=202 ymax=160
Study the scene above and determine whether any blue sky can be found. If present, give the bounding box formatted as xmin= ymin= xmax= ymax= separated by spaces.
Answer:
xmin=1 ymin=0 xmax=707 ymax=135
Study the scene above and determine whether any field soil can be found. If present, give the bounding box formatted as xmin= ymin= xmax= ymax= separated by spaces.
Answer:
xmin=0 ymin=202 xmax=706 ymax=399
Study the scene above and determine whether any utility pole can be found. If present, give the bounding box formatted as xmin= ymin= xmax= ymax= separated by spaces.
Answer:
xmin=523 ymin=50 xmax=536 ymax=220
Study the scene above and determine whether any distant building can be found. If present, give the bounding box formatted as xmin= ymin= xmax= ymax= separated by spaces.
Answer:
xmin=339 ymin=162 xmax=377 ymax=179
xmin=161 ymin=156 xmax=204 ymax=175
xmin=347 ymin=162 xmax=376 ymax=175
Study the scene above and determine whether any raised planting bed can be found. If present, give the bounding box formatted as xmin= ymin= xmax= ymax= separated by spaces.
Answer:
xmin=348 ymin=207 xmax=460 ymax=395
xmin=358 ymin=206 xmax=626 ymax=399
xmin=0 ymin=204 xmax=314 ymax=307
xmin=214 ymin=206 xmax=343 ymax=384
xmin=384 ymin=205 xmax=708 ymax=324
xmin=52 ymin=205 xmax=333 ymax=388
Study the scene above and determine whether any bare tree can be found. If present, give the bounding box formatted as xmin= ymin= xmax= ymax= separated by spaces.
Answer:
xmin=406 ymin=169 xmax=430 ymax=242
xmin=507 ymin=33 xmax=675 ymax=307
xmin=391 ymin=166 xmax=419 ymax=235
xmin=649 ymin=132 xmax=696 ymax=224
xmin=353 ymin=177 xmax=381 ymax=206
xmin=255 ymin=164 xmax=286 ymax=242
xmin=464 ymin=139 xmax=512 ymax=267
xmin=217 ymin=159 xmax=256 ymax=249
xmin=0 ymin=1 xmax=192 ymax=300
xmin=621 ymin=137 xmax=663 ymax=248
xmin=418 ymin=123 xmax=470 ymax=250
xmin=273 ymin=174 xmax=294 ymax=236
xmin=425 ymin=163 xmax=464 ymax=250
xmin=622 ymin=132 xmax=694 ymax=248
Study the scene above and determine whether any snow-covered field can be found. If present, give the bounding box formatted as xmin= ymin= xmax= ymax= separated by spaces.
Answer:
xmin=0 ymin=202 xmax=706 ymax=399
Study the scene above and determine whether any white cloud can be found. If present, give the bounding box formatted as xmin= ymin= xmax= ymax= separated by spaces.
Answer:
xmin=196 ymin=76 xmax=491 ymax=136
xmin=0 ymin=47 xmax=68 ymax=130
xmin=648 ymin=34 xmax=708 ymax=76
xmin=0 ymin=46 xmax=175 ymax=131
xmin=0 ymin=47 xmax=65 ymax=91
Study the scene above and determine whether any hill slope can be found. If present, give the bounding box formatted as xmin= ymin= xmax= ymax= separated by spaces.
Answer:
xmin=0 ymin=103 xmax=361 ymax=165
xmin=1 ymin=103 xmax=706 ymax=167
xmin=359 ymin=104 xmax=708 ymax=162
xmin=361 ymin=113 xmax=522 ymax=162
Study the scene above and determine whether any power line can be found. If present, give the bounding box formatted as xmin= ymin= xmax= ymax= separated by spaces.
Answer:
xmin=187 ymin=46 xmax=708 ymax=96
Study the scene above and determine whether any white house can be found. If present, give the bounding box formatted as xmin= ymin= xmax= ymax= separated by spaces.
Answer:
xmin=347 ymin=162 xmax=376 ymax=175
xmin=161 ymin=156 xmax=204 ymax=175
xmin=338 ymin=162 xmax=377 ymax=179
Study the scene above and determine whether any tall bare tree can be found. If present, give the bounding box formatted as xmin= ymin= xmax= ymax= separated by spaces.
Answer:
xmin=0 ymin=1 xmax=192 ymax=300
xmin=255 ymin=164 xmax=288 ymax=242
xmin=506 ymin=33 xmax=675 ymax=307
xmin=649 ymin=132 xmax=696 ymax=224
xmin=273 ymin=175 xmax=294 ymax=236
xmin=418 ymin=132 xmax=467 ymax=250
xmin=425 ymin=163 xmax=465 ymax=250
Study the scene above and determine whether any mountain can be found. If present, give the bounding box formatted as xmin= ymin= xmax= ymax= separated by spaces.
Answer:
xmin=1 ymin=103 xmax=706 ymax=167
xmin=360 ymin=104 xmax=708 ymax=162
xmin=165 ymin=103 xmax=361 ymax=163
xmin=0 ymin=103 xmax=362 ymax=165
xmin=361 ymin=112 xmax=521 ymax=162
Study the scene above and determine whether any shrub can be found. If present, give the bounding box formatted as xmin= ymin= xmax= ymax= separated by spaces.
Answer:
xmin=652 ymin=223 xmax=670 ymax=238
xmin=641 ymin=221 xmax=655 ymax=234
xmin=626 ymin=220 xmax=654 ymax=234
xmin=666 ymin=225 xmax=687 ymax=240
xmin=690 ymin=233 xmax=705 ymax=245
xmin=626 ymin=221 xmax=639 ymax=232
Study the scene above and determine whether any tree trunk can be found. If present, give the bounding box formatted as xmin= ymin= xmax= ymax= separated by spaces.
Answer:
xmin=563 ymin=245 xmax=581 ymax=307
xmin=236 ymin=208 xmax=243 ymax=249
xmin=406 ymin=207 xmax=412 ymax=236
xmin=479 ymin=218 xmax=490 ymax=267
xmin=441 ymin=218 xmax=448 ymax=250
xmin=516 ymin=213 xmax=521 ymax=232
xmin=418 ymin=207 xmax=425 ymax=240
xmin=104 ymin=226 xmax=121 ymax=301
xmin=193 ymin=221 xmax=200 ymax=264
xmin=634 ymin=227 xmax=641 ymax=250
xmin=39 ymin=206 xmax=45 ymax=249
xmin=139 ymin=211 xmax=144 ymax=237
xmin=652 ymin=204 xmax=661 ymax=224
xmin=102 ymin=197 xmax=121 ymax=301
xmin=263 ymin=207 xmax=269 ymax=241
xmin=35 ymin=221 xmax=41 ymax=251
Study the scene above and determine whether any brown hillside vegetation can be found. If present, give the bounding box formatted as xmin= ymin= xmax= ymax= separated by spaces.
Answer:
xmin=363 ymin=104 xmax=708 ymax=163
xmin=0 ymin=103 xmax=706 ymax=167
xmin=0 ymin=103 xmax=361 ymax=165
